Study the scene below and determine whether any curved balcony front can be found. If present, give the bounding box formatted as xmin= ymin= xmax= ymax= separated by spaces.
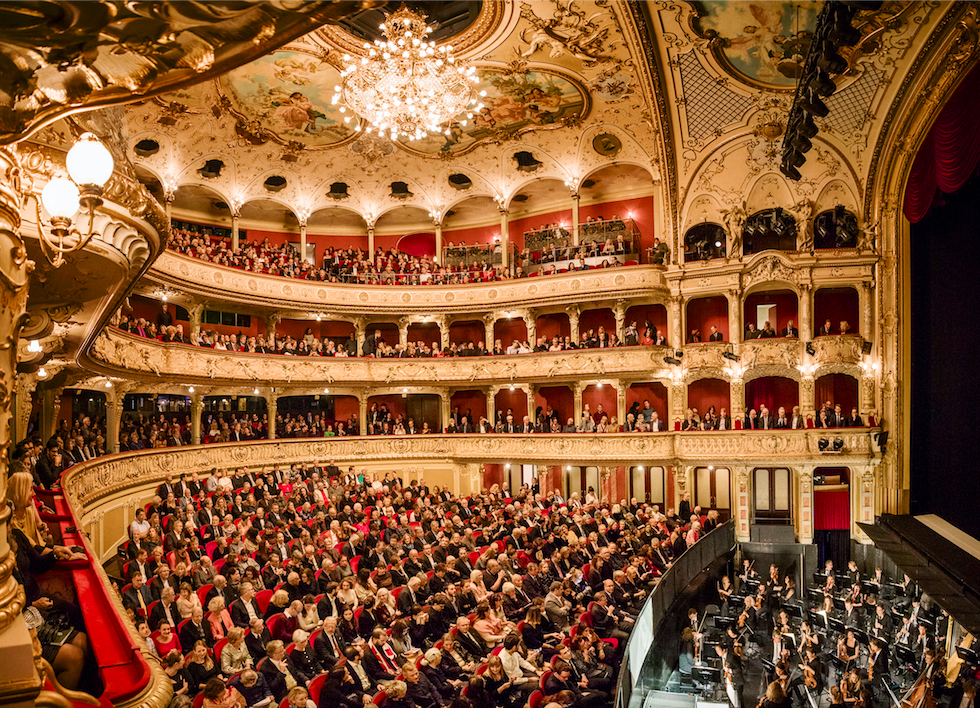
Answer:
xmin=147 ymin=250 xmax=669 ymax=315
xmin=84 ymin=327 xmax=869 ymax=387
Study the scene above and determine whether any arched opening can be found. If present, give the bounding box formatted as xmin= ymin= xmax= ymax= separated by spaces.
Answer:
xmin=200 ymin=396 xmax=267 ymax=443
xmin=493 ymin=388 xmax=528 ymax=428
xmin=331 ymin=395 xmax=360 ymax=435
xmin=743 ymin=208 xmax=797 ymax=255
xmin=442 ymin=196 xmax=500 ymax=271
xmin=276 ymin=395 xmax=333 ymax=437
xmin=815 ymin=373 xmax=859 ymax=425
xmin=494 ymin=317 xmax=527 ymax=349
xmin=813 ymin=287 xmax=859 ymax=336
xmin=813 ymin=467 xmax=851 ymax=570
xmin=397 ymin=232 xmax=437 ymax=258
xmin=578 ymin=308 xmax=615 ymax=345
xmin=374 ymin=205 xmax=431 ymax=253
xmin=449 ymin=390 xmax=487 ymax=430
xmin=625 ymin=382 xmax=668 ymax=431
xmin=406 ymin=322 xmax=441 ymax=352
xmin=170 ymin=185 xmax=234 ymax=247
xmin=582 ymin=384 xmax=617 ymax=428
xmin=534 ymin=313 xmax=570 ymax=345
xmin=363 ymin=322 xmax=399 ymax=354
xmin=366 ymin=393 xmax=440 ymax=434
xmin=745 ymin=376 xmax=799 ymax=423
xmin=449 ymin=320 xmax=486 ymax=350
xmin=694 ymin=466 xmax=730 ymax=521
xmin=683 ymin=222 xmax=727 ymax=262
xmin=307 ymin=206 xmax=369 ymax=255
xmin=579 ymin=163 xmax=654 ymax=255
xmin=743 ymin=289 xmax=799 ymax=338
xmin=534 ymin=386 xmax=573 ymax=431
xmin=509 ymin=178 xmax=571 ymax=253
xmin=813 ymin=207 xmax=859 ymax=249
xmin=687 ymin=379 xmax=731 ymax=427
xmin=625 ymin=304 xmax=667 ymax=345
xmin=686 ymin=296 xmax=728 ymax=343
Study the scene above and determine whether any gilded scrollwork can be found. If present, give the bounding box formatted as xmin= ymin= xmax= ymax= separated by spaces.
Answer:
xmin=810 ymin=335 xmax=864 ymax=366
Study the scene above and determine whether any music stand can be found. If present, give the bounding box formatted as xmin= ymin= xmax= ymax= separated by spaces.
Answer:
xmin=783 ymin=602 xmax=804 ymax=619
xmin=812 ymin=572 xmax=826 ymax=586
xmin=827 ymin=617 xmax=846 ymax=634
xmin=745 ymin=579 xmax=760 ymax=595
xmin=862 ymin=580 xmax=881 ymax=596
xmin=713 ymin=615 xmax=734 ymax=630
xmin=807 ymin=588 xmax=824 ymax=604
xmin=847 ymin=627 xmax=870 ymax=646
xmin=956 ymin=645 xmax=979 ymax=666
xmin=833 ymin=597 xmax=846 ymax=612
xmin=760 ymin=658 xmax=776 ymax=677
xmin=807 ymin=610 xmax=822 ymax=626
xmin=895 ymin=646 xmax=918 ymax=671
xmin=691 ymin=666 xmax=722 ymax=685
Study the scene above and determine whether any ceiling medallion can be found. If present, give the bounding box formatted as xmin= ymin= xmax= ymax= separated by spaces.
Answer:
xmin=331 ymin=5 xmax=483 ymax=141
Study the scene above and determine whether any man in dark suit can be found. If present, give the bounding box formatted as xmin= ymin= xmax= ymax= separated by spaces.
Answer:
xmin=231 ymin=583 xmax=262 ymax=628
xmin=819 ymin=319 xmax=834 ymax=336
xmin=397 ymin=578 xmax=423 ymax=615
xmin=716 ymin=644 xmax=745 ymax=708
xmin=245 ymin=618 xmax=272 ymax=664
xmin=678 ymin=493 xmax=692 ymax=522
xmin=773 ymin=406 xmax=790 ymax=429
xmin=34 ymin=440 xmax=64 ymax=490
xmin=782 ymin=320 xmax=799 ymax=338
xmin=868 ymin=638 xmax=890 ymax=686
xmin=122 ymin=572 xmax=155 ymax=615
xmin=708 ymin=325 xmax=723 ymax=342
xmin=314 ymin=616 xmax=347 ymax=666
xmin=180 ymin=606 xmax=215 ymax=649
xmin=454 ymin=617 xmax=489 ymax=658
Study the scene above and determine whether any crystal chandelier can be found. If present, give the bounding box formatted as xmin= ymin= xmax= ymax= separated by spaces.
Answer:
xmin=332 ymin=5 xmax=484 ymax=141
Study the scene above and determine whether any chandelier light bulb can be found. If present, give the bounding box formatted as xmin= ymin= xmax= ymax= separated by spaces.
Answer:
xmin=66 ymin=132 xmax=114 ymax=188
xmin=41 ymin=177 xmax=80 ymax=218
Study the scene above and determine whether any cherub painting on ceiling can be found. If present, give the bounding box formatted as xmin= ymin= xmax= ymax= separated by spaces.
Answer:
xmin=697 ymin=1 xmax=819 ymax=87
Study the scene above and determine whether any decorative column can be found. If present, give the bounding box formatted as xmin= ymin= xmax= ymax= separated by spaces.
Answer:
xmin=0 ymin=146 xmax=41 ymax=705
xmin=729 ymin=376 xmax=745 ymax=421
xmin=727 ymin=288 xmax=743 ymax=344
xmin=440 ymin=391 xmax=451 ymax=434
xmin=613 ymin=299 xmax=627 ymax=340
xmin=105 ymin=394 xmax=122 ymax=453
xmin=568 ymin=305 xmax=580 ymax=344
xmin=499 ymin=206 xmax=510 ymax=270
xmin=732 ymin=466 xmax=751 ymax=542
xmin=11 ymin=373 xmax=38 ymax=445
xmin=484 ymin=313 xmax=496 ymax=351
xmin=670 ymin=375 xmax=686 ymax=426
xmin=571 ymin=191 xmax=581 ymax=247
xmin=526 ymin=385 xmax=536 ymax=425
xmin=860 ymin=281 xmax=873 ymax=343
xmin=433 ymin=216 xmax=443 ymax=264
xmin=190 ymin=393 xmax=204 ymax=445
xmin=188 ymin=303 xmax=205 ymax=340
xmin=39 ymin=386 xmax=63 ymax=442
xmin=165 ymin=187 xmax=176 ymax=224
xmin=354 ymin=317 xmax=366 ymax=356
xmin=398 ymin=318 xmax=409 ymax=348
xmin=298 ymin=213 xmax=308 ymax=263
xmin=358 ymin=393 xmax=368 ymax=435
xmin=800 ymin=374 xmax=816 ymax=420
xmin=231 ymin=203 xmax=241 ymax=251
xmin=797 ymin=465 xmax=814 ymax=544
xmin=799 ymin=284 xmax=812 ymax=341
xmin=486 ymin=387 xmax=497 ymax=425
xmin=436 ymin=315 xmax=450 ymax=351
xmin=669 ymin=295 xmax=683 ymax=349
xmin=855 ymin=463 xmax=878 ymax=543
xmin=573 ymin=382 xmax=583 ymax=428
xmin=616 ymin=380 xmax=627 ymax=429
xmin=267 ymin=393 xmax=277 ymax=440
xmin=265 ymin=312 xmax=282 ymax=342
xmin=366 ymin=213 xmax=376 ymax=255
xmin=522 ymin=309 xmax=536 ymax=346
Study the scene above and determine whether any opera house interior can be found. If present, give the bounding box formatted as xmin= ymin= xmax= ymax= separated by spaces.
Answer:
xmin=2 ymin=1 xmax=980 ymax=708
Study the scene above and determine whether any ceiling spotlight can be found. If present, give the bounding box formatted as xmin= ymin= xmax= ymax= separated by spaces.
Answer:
xmin=509 ymin=384 xmax=515 ymax=391
xmin=566 ymin=466 xmax=572 ymax=472
xmin=162 ymin=293 xmax=169 ymax=302
xmin=596 ymin=383 xmax=603 ymax=389
xmin=818 ymin=437 xmax=830 ymax=451
xmin=505 ymin=464 xmax=511 ymax=469
xmin=708 ymin=465 xmax=714 ymax=471
xmin=637 ymin=465 xmax=644 ymax=472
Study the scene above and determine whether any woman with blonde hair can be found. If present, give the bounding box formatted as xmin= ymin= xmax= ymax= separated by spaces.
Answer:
xmin=264 ymin=589 xmax=290 ymax=619
xmin=9 ymin=470 xmax=84 ymax=559
xmin=220 ymin=626 xmax=252 ymax=675
xmin=186 ymin=639 xmax=222 ymax=691
xmin=176 ymin=581 xmax=202 ymax=619
xmin=206 ymin=595 xmax=235 ymax=640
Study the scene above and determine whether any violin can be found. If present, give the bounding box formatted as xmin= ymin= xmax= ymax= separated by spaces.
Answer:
xmin=801 ymin=663 xmax=818 ymax=689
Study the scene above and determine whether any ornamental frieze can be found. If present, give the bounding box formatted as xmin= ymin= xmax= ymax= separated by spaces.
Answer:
xmin=148 ymin=252 xmax=669 ymax=315
xmin=62 ymin=432 xmax=878 ymax=511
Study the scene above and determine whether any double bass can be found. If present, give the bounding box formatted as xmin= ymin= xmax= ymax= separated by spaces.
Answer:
xmin=901 ymin=666 xmax=937 ymax=708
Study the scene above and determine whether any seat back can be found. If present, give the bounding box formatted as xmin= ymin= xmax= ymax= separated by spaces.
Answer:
xmin=529 ymin=689 xmax=544 ymax=708
xmin=196 ymin=584 xmax=213 ymax=607
xmin=309 ymin=673 xmax=327 ymax=704
xmin=539 ymin=670 xmax=553 ymax=691
xmin=255 ymin=589 xmax=274 ymax=614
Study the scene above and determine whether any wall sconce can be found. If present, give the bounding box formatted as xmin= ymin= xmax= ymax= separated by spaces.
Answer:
xmin=31 ymin=133 xmax=114 ymax=268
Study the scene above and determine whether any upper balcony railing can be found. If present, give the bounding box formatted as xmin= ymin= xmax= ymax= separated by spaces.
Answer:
xmin=86 ymin=327 xmax=870 ymax=389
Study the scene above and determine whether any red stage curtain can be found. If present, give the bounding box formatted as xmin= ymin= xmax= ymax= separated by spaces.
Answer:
xmin=745 ymin=377 xmax=799 ymax=414
xmin=904 ymin=63 xmax=980 ymax=223
xmin=814 ymin=490 xmax=851 ymax=530
xmin=815 ymin=374 xmax=858 ymax=415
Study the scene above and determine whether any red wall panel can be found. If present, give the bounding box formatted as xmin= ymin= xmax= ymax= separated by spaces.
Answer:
xmin=535 ymin=313 xmax=570 ymax=342
xmin=583 ymin=384 xmax=617 ymax=425
xmin=407 ymin=322 xmax=441 ymax=347
xmin=686 ymin=296 xmax=729 ymax=343
xmin=743 ymin=290 xmax=799 ymax=334
xmin=451 ymin=390 xmax=487 ymax=425
xmin=535 ymin=386 xmax=574 ymax=424
xmin=494 ymin=319 xmax=527 ymax=347
xmin=579 ymin=195 xmax=656 ymax=254
xmin=367 ymin=394 xmax=406 ymax=424
xmin=442 ymin=222 xmax=499 ymax=248
xmin=813 ymin=287 xmax=860 ymax=336
xmin=333 ymin=396 xmax=360 ymax=427
xmin=815 ymin=373 xmax=859 ymax=416
xmin=744 ymin=376 xmax=799 ymax=414
xmin=687 ymin=379 xmax=731 ymax=416
xmin=483 ymin=463 xmax=505 ymax=490
xmin=579 ymin=308 xmax=615 ymax=338
xmin=397 ymin=232 xmax=437 ymax=257
xmin=364 ymin=322 xmax=399 ymax=349
xmin=626 ymin=382 xmax=668 ymax=421
xmin=449 ymin=320 xmax=486 ymax=347
xmin=493 ymin=388 xmax=528 ymax=423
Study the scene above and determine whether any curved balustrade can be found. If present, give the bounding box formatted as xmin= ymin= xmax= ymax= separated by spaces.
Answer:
xmin=85 ymin=327 xmax=869 ymax=389
xmin=617 ymin=521 xmax=737 ymax=708
xmin=147 ymin=250 xmax=668 ymax=314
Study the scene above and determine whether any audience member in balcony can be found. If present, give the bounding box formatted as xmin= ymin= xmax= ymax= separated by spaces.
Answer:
xmin=188 ymin=639 xmax=224 ymax=692
xmin=782 ymin=320 xmax=799 ymax=338
xmin=163 ymin=650 xmax=193 ymax=707
xmin=689 ymin=329 xmax=702 ymax=343
xmin=847 ymin=408 xmax=864 ymax=427
xmin=177 ymin=581 xmax=203 ymax=619
xmin=201 ymin=676 xmax=245 ymax=708
xmin=229 ymin=669 xmax=275 ymax=708
xmin=182 ymin=606 xmax=215 ymax=649
xmin=744 ymin=323 xmax=760 ymax=340
xmin=773 ymin=407 xmax=790 ymax=429
xmin=744 ymin=408 xmax=760 ymax=430
xmin=760 ymin=321 xmax=777 ymax=338
xmin=708 ymin=325 xmax=723 ymax=342
xmin=819 ymin=319 xmax=834 ymax=336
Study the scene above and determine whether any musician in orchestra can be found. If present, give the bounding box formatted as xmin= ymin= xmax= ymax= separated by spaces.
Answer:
xmin=678 ymin=627 xmax=696 ymax=678
xmin=770 ymin=629 xmax=790 ymax=665
xmin=840 ymin=667 xmax=862 ymax=706
xmin=915 ymin=623 xmax=936 ymax=661
xmin=714 ymin=644 xmax=745 ymax=708
xmin=802 ymin=645 xmax=824 ymax=693
xmin=841 ymin=629 xmax=860 ymax=669
xmin=757 ymin=680 xmax=791 ymax=708
xmin=867 ymin=637 xmax=889 ymax=686
xmin=798 ymin=620 xmax=820 ymax=654
xmin=947 ymin=678 xmax=977 ymax=708
xmin=873 ymin=603 xmax=893 ymax=640
xmin=718 ymin=575 xmax=733 ymax=611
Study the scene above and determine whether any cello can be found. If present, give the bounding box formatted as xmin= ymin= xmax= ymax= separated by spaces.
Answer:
xmin=901 ymin=666 xmax=937 ymax=708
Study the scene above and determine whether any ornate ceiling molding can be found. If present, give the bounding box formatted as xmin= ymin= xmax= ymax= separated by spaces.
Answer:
xmin=146 ymin=252 xmax=669 ymax=315
xmin=0 ymin=1 xmax=386 ymax=145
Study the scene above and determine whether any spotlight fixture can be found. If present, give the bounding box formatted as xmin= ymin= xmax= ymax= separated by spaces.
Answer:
xmin=833 ymin=437 xmax=844 ymax=452
xmin=674 ymin=349 xmax=684 ymax=359
xmin=874 ymin=431 xmax=889 ymax=453
xmin=663 ymin=356 xmax=681 ymax=366
xmin=818 ymin=437 xmax=829 ymax=451
xmin=722 ymin=350 xmax=741 ymax=363
xmin=38 ymin=367 xmax=47 ymax=378
xmin=805 ymin=342 xmax=816 ymax=356
xmin=27 ymin=339 xmax=42 ymax=353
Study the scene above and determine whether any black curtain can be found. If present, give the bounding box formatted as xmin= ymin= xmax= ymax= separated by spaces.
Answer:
xmin=815 ymin=530 xmax=850 ymax=572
